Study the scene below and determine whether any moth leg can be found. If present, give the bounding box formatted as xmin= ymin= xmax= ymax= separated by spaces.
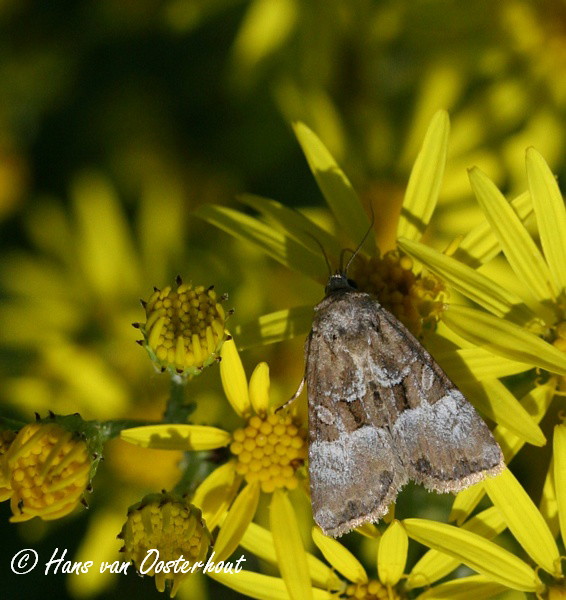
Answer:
xmin=275 ymin=331 xmax=311 ymax=413
xmin=275 ymin=376 xmax=305 ymax=413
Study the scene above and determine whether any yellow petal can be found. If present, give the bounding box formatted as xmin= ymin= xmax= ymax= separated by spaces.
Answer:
xmin=526 ymin=147 xmax=566 ymax=293
xmin=192 ymin=461 xmax=240 ymax=531
xmin=456 ymin=379 xmax=545 ymax=446
xmin=220 ymin=338 xmax=251 ymax=418
xmin=452 ymin=191 xmax=532 ymax=268
xmin=436 ymin=347 xmax=532 ymax=382
xmin=242 ymin=523 xmax=339 ymax=591
xmin=195 ymin=204 xmax=327 ymax=280
xmin=270 ymin=489 xmax=313 ymax=600
xmin=495 ymin=381 xmax=556 ymax=462
xmin=249 ymin=362 xmax=270 ymax=415
xmin=397 ymin=110 xmax=450 ymax=243
xmin=234 ymin=306 xmax=313 ymax=349
xmin=312 ymin=526 xmax=368 ymax=584
xmin=484 ymin=468 xmax=561 ymax=576
xmin=292 ymin=122 xmax=374 ymax=254
xmin=407 ymin=507 xmax=506 ymax=589
xmin=238 ymin=193 xmax=343 ymax=260
xmin=468 ymin=166 xmax=556 ymax=302
xmin=553 ymin=424 xmax=566 ymax=548
xmin=120 ymin=424 xmax=231 ymax=450
xmin=378 ymin=520 xmax=408 ymax=586
xmin=416 ymin=574 xmax=511 ymax=599
xmin=540 ymin=455 xmax=559 ymax=539
xmin=403 ymin=518 xmax=540 ymax=591
xmin=207 ymin=569 xmax=331 ymax=600
xmin=442 ymin=304 xmax=566 ymax=376
xmin=398 ymin=237 xmax=533 ymax=322
xmin=450 ymin=381 xmax=555 ymax=525
xmin=214 ymin=482 xmax=260 ymax=562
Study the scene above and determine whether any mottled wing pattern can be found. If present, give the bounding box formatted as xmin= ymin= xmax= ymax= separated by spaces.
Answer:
xmin=307 ymin=287 xmax=504 ymax=538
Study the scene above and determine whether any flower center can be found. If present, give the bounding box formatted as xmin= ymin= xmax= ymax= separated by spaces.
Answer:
xmin=230 ymin=413 xmax=307 ymax=493
xmin=345 ymin=580 xmax=402 ymax=600
xmin=143 ymin=281 xmax=226 ymax=374
xmin=2 ymin=423 xmax=90 ymax=522
xmin=349 ymin=250 xmax=446 ymax=336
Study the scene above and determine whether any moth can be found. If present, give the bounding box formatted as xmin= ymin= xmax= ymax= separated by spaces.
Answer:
xmin=298 ymin=269 xmax=505 ymax=538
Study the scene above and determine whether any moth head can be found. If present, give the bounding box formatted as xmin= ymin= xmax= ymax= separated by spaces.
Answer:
xmin=325 ymin=272 xmax=357 ymax=294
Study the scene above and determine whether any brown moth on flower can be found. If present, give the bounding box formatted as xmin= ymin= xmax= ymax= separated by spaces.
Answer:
xmin=287 ymin=238 xmax=506 ymax=537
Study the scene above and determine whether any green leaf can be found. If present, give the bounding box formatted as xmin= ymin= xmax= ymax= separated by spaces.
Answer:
xmin=442 ymin=304 xmax=566 ymax=376
xmin=468 ymin=167 xmax=556 ymax=302
xmin=397 ymin=110 xmax=450 ymax=242
xmin=293 ymin=122 xmax=373 ymax=253
xmin=484 ymin=469 xmax=561 ymax=576
xmin=526 ymin=147 xmax=566 ymax=293
xmin=403 ymin=518 xmax=541 ymax=591
xmin=195 ymin=204 xmax=326 ymax=280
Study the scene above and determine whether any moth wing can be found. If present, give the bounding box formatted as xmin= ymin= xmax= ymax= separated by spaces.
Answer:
xmin=306 ymin=303 xmax=409 ymax=538
xmin=373 ymin=308 xmax=505 ymax=493
xmin=306 ymin=291 xmax=503 ymax=537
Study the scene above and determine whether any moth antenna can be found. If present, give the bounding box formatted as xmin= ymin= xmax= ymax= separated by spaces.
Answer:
xmin=343 ymin=204 xmax=376 ymax=275
xmin=304 ymin=231 xmax=332 ymax=277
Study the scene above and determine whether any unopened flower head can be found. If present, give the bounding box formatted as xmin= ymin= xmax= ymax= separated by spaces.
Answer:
xmin=230 ymin=412 xmax=307 ymax=493
xmin=138 ymin=276 xmax=228 ymax=377
xmin=119 ymin=491 xmax=211 ymax=598
xmin=0 ymin=419 xmax=93 ymax=522
xmin=0 ymin=428 xmax=17 ymax=502
xmin=349 ymin=250 xmax=447 ymax=336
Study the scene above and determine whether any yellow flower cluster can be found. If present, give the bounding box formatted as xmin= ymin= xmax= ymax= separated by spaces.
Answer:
xmin=119 ymin=493 xmax=211 ymax=597
xmin=140 ymin=277 xmax=227 ymax=376
xmin=345 ymin=580 xmax=401 ymax=600
xmin=350 ymin=250 xmax=446 ymax=336
xmin=0 ymin=422 xmax=91 ymax=522
xmin=230 ymin=413 xmax=307 ymax=493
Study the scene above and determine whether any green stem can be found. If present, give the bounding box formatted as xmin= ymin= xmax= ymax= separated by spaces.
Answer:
xmin=164 ymin=374 xmax=194 ymax=423
xmin=172 ymin=451 xmax=211 ymax=497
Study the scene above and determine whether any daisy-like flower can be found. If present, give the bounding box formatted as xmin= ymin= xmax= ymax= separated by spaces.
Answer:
xmin=120 ymin=338 xmax=309 ymax=595
xmin=136 ymin=276 xmax=229 ymax=377
xmin=397 ymin=147 xmax=566 ymax=390
xmin=0 ymin=414 xmax=102 ymax=522
xmin=197 ymin=111 xmax=450 ymax=340
xmin=403 ymin=422 xmax=566 ymax=598
xmin=195 ymin=111 xmax=552 ymax=447
xmin=209 ymin=509 xmax=512 ymax=600
xmin=118 ymin=491 xmax=212 ymax=598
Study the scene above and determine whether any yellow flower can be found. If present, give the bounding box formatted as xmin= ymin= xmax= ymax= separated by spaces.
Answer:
xmin=0 ymin=419 xmax=94 ymax=522
xmin=197 ymin=111 xmax=450 ymax=338
xmin=404 ymin=423 xmax=566 ymax=598
xmin=118 ymin=491 xmax=211 ymax=598
xmin=137 ymin=276 xmax=228 ymax=377
xmin=399 ymin=147 xmax=566 ymax=387
xmin=121 ymin=338 xmax=310 ymax=595
xmin=196 ymin=111 xmax=549 ymax=448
